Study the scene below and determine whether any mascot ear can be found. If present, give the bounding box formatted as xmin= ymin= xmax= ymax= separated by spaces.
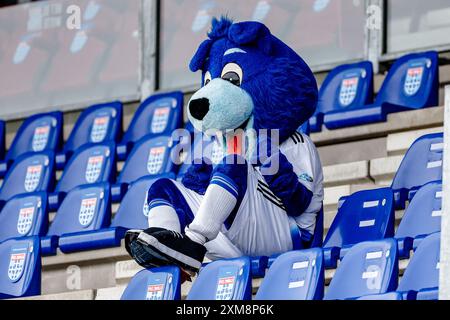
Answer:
xmin=190 ymin=39 xmax=213 ymax=72
xmin=228 ymin=22 xmax=273 ymax=55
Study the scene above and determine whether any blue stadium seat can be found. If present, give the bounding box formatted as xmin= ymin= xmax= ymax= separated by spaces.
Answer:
xmin=41 ymin=183 xmax=112 ymax=255
xmin=50 ymin=142 xmax=116 ymax=210
xmin=324 ymin=239 xmax=399 ymax=300
xmin=356 ymin=292 xmax=403 ymax=300
xmin=0 ymin=236 xmax=41 ymax=299
xmin=84 ymin=174 xmax=174 ymax=247
xmin=117 ymin=92 xmax=183 ymax=160
xmin=322 ymin=188 xmax=395 ymax=268
xmin=255 ymin=249 xmax=324 ymax=300
xmin=0 ymin=152 xmax=55 ymax=204
xmin=0 ymin=112 xmax=62 ymax=177
xmin=310 ymin=61 xmax=373 ymax=133
xmin=56 ymin=102 xmax=122 ymax=169
xmin=121 ymin=267 xmax=181 ymax=300
xmin=187 ymin=257 xmax=252 ymax=300
xmin=324 ymin=51 xmax=439 ymax=129
xmin=391 ymin=133 xmax=443 ymax=209
xmin=0 ymin=193 xmax=49 ymax=243
xmin=395 ymin=181 xmax=442 ymax=258
xmin=112 ymin=135 xmax=177 ymax=201
xmin=396 ymin=232 xmax=440 ymax=300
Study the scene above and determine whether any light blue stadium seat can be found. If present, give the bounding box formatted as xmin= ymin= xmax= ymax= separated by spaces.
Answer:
xmin=50 ymin=142 xmax=116 ymax=210
xmin=0 ymin=112 xmax=62 ymax=177
xmin=41 ymin=183 xmax=112 ymax=255
xmin=187 ymin=257 xmax=252 ymax=300
xmin=84 ymin=174 xmax=174 ymax=247
xmin=56 ymin=102 xmax=122 ymax=169
xmin=310 ymin=61 xmax=373 ymax=133
xmin=322 ymin=188 xmax=394 ymax=268
xmin=357 ymin=292 xmax=403 ymax=300
xmin=0 ymin=152 xmax=55 ymax=204
xmin=0 ymin=193 xmax=49 ymax=243
xmin=391 ymin=132 xmax=443 ymax=209
xmin=324 ymin=51 xmax=439 ymax=130
xmin=0 ymin=236 xmax=41 ymax=299
xmin=255 ymin=249 xmax=324 ymax=300
xmin=395 ymin=181 xmax=442 ymax=258
xmin=112 ymin=135 xmax=177 ymax=201
xmin=396 ymin=232 xmax=440 ymax=300
xmin=325 ymin=239 xmax=399 ymax=300
xmin=121 ymin=267 xmax=181 ymax=300
xmin=117 ymin=92 xmax=183 ymax=160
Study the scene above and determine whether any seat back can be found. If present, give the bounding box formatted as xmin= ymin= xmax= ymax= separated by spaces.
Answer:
xmin=323 ymin=188 xmax=395 ymax=249
xmin=63 ymin=102 xmax=122 ymax=153
xmin=0 ymin=237 xmax=41 ymax=299
xmin=55 ymin=143 xmax=115 ymax=194
xmin=187 ymin=257 xmax=252 ymax=300
xmin=0 ymin=193 xmax=48 ymax=243
xmin=121 ymin=92 xmax=183 ymax=146
xmin=391 ymin=133 xmax=443 ymax=208
xmin=0 ymin=152 xmax=55 ymax=202
xmin=325 ymin=239 xmax=398 ymax=300
xmin=6 ymin=112 xmax=62 ymax=162
xmin=46 ymin=183 xmax=111 ymax=237
xmin=118 ymin=135 xmax=177 ymax=185
xmin=255 ymin=249 xmax=324 ymax=300
xmin=111 ymin=176 xmax=168 ymax=229
xmin=397 ymin=232 xmax=440 ymax=293
xmin=395 ymin=181 xmax=442 ymax=240
xmin=317 ymin=61 xmax=373 ymax=115
xmin=121 ymin=267 xmax=181 ymax=300
xmin=375 ymin=51 xmax=439 ymax=109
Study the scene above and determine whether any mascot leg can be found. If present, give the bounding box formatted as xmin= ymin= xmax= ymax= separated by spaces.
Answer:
xmin=125 ymin=155 xmax=247 ymax=274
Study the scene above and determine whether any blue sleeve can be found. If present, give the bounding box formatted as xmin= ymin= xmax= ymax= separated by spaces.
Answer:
xmin=261 ymin=152 xmax=313 ymax=217
xmin=181 ymin=160 xmax=213 ymax=195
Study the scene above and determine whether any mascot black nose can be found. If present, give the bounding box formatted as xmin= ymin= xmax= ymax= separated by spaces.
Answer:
xmin=189 ymin=98 xmax=210 ymax=121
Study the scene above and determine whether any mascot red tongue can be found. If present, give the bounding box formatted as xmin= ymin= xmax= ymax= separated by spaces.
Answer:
xmin=125 ymin=17 xmax=323 ymax=277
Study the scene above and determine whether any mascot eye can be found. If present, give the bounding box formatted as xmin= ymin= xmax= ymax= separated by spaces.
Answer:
xmin=221 ymin=63 xmax=243 ymax=86
xmin=204 ymin=71 xmax=212 ymax=86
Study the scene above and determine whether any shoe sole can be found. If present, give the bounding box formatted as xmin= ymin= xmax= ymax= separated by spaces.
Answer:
xmin=137 ymin=232 xmax=202 ymax=274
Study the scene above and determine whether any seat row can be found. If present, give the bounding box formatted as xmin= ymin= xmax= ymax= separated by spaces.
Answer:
xmin=310 ymin=51 xmax=439 ymax=132
xmin=122 ymin=232 xmax=441 ymax=300
xmin=0 ymin=91 xmax=184 ymax=177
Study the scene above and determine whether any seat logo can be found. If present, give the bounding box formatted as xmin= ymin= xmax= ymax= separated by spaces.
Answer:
xmin=85 ymin=155 xmax=104 ymax=183
xmin=24 ymin=165 xmax=43 ymax=192
xmin=147 ymin=147 xmax=166 ymax=175
xmin=90 ymin=116 xmax=110 ymax=143
xmin=151 ymin=107 xmax=170 ymax=134
xmin=32 ymin=125 xmax=50 ymax=152
xmin=146 ymin=283 xmax=165 ymax=300
xmin=78 ymin=197 xmax=97 ymax=227
xmin=339 ymin=77 xmax=359 ymax=107
xmin=404 ymin=66 xmax=423 ymax=96
xmin=17 ymin=206 xmax=35 ymax=235
xmin=8 ymin=248 xmax=27 ymax=282
xmin=143 ymin=191 xmax=150 ymax=217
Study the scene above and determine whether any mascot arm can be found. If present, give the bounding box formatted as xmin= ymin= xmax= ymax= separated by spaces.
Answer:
xmin=261 ymin=151 xmax=313 ymax=217
xmin=181 ymin=160 xmax=213 ymax=195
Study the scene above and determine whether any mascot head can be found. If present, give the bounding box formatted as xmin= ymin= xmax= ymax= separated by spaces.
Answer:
xmin=188 ymin=17 xmax=318 ymax=143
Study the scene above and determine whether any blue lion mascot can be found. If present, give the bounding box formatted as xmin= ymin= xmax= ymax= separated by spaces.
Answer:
xmin=125 ymin=17 xmax=323 ymax=276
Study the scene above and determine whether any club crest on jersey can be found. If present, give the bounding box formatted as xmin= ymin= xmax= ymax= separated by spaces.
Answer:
xmin=24 ymin=165 xmax=43 ymax=192
xmin=17 ymin=206 xmax=35 ymax=235
xmin=404 ymin=66 xmax=424 ymax=96
xmin=339 ymin=77 xmax=359 ymax=107
xmin=78 ymin=197 xmax=97 ymax=227
xmin=32 ymin=125 xmax=50 ymax=152
xmin=90 ymin=116 xmax=110 ymax=143
xmin=211 ymin=140 xmax=224 ymax=165
xmin=8 ymin=247 xmax=28 ymax=282
xmin=85 ymin=155 xmax=104 ymax=183
xmin=147 ymin=147 xmax=166 ymax=174
xmin=151 ymin=107 xmax=170 ymax=134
